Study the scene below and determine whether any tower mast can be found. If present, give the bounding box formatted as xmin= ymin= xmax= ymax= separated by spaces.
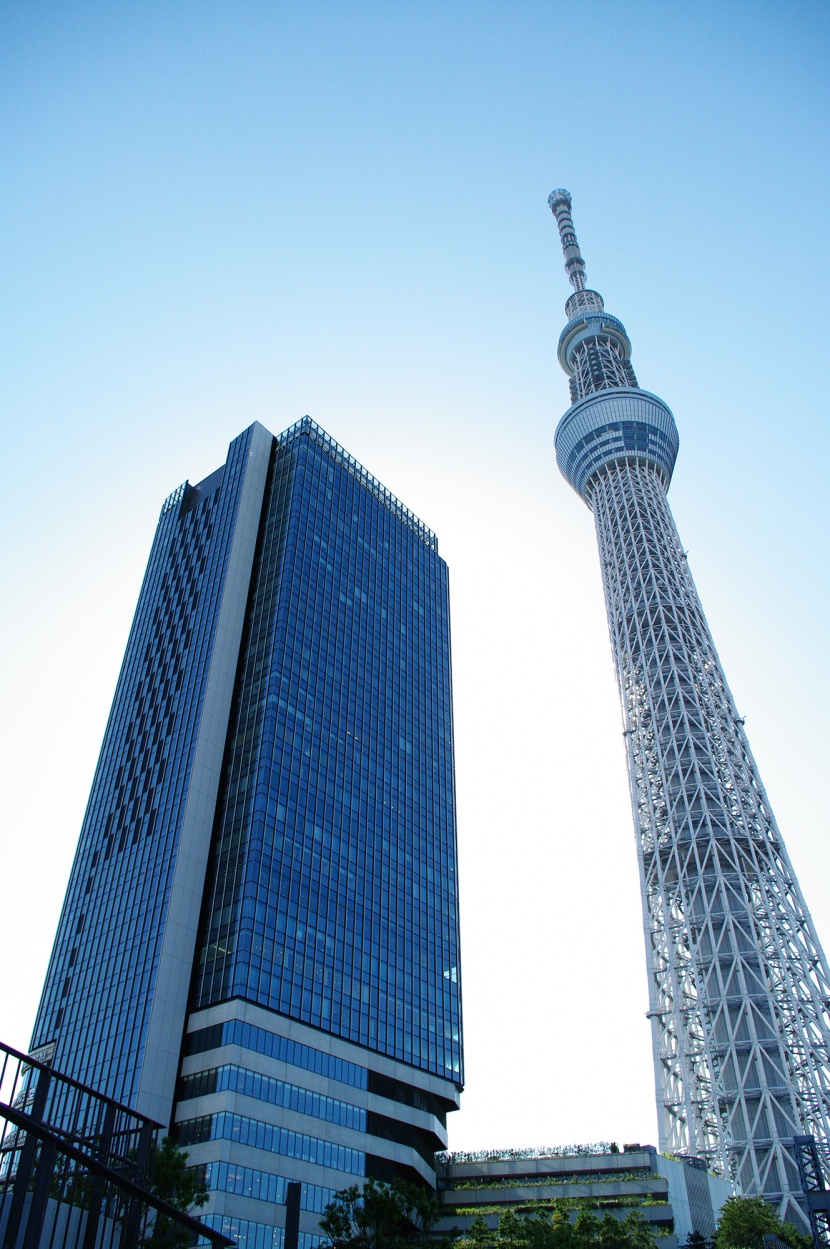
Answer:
xmin=549 ymin=188 xmax=830 ymax=1228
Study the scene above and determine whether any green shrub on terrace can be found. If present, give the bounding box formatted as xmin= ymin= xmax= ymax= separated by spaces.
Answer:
xmin=450 ymin=1196 xmax=667 ymax=1218
xmin=449 ymin=1174 xmax=658 ymax=1192
xmin=439 ymin=1145 xmax=616 ymax=1166
xmin=454 ymin=1207 xmax=660 ymax=1249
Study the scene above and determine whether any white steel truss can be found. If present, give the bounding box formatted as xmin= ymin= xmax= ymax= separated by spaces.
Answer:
xmin=568 ymin=337 xmax=638 ymax=402
xmin=548 ymin=188 xmax=830 ymax=1227
xmin=593 ymin=461 xmax=830 ymax=1221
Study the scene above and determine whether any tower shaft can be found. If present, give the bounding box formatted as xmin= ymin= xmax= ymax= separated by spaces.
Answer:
xmin=549 ymin=189 xmax=830 ymax=1227
xmin=594 ymin=461 xmax=830 ymax=1203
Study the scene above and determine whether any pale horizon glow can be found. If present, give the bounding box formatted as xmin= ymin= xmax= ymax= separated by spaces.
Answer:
xmin=1 ymin=1 xmax=829 ymax=1156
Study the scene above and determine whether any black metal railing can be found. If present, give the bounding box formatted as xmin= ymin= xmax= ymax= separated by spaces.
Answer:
xmin=0 ymin=1040 xmax=233 ymax=1249
xmin=793 ymin=1135 xmax=830 ymax=1249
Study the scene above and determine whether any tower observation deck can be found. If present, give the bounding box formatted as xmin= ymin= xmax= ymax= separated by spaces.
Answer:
xmin=549 ymin=189 xmax=830 ymax=1229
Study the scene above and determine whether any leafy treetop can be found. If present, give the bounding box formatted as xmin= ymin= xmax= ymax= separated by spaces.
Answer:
xmin=142 ymin=1136 xmax=209 ymax=1249
xmin=714 ymin=1197 xmax=812 ymax=1249
xmin=319 ymin=1178 xmax=441 ymax=1249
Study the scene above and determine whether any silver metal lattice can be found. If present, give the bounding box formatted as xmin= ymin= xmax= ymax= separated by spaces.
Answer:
xmin=549 ymin=188 xmax=830 ymax=1228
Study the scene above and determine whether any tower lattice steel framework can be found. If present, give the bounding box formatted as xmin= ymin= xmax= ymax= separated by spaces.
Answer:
xmin=549 ymin=188 xmax=830 ymax=1226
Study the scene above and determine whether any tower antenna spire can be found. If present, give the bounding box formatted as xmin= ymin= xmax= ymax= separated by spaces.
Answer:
xmin=548 ymin=188 xmax=606 ymax=322
xmin=548 ymin=188 xmax=587 ymax=292
xmin=548 ymin=186 xmax=632 ymax=398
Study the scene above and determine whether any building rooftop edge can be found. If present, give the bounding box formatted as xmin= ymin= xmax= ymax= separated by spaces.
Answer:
xmin=161 ymin=416 xmax=439 ymax=554
xmin=277 ymin=416 xmax=438 ymax=552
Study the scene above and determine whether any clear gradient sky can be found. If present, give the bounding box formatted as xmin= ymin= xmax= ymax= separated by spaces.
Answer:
xmin=2 ymin=1 xmax=830 ymax=1154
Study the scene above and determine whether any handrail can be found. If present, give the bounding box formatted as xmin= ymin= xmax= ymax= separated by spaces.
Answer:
xmin=0 ymin=1041 xmax=163 ymax=1129
xmin=0 ymin=1098 xmax=232 ymax=1248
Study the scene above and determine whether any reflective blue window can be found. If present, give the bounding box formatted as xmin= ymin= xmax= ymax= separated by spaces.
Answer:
xmin=185 ymin=1019 xmax=368 ymax=1090
xmin=192 ymin=422 xmax=463 ymax=1082
xmin=178 ymin=1111 xmax=364 ymax=1175
xmin=200 ymin=1215 xmax=322 ymax=1249
xmin=178 ymin=1064 xmax=366 ymax=1131
xmin=200 ymin=1161 xmax=335 ymax=1215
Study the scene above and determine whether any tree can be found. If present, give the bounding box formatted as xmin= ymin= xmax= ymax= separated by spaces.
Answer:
xmin=714 ymin=1196 xmax=812 ymax=1249
xmin=456 ymin=1213 xmax=497 ymax=1248
xmin=319 ymin=1177 xmax=440 ymax=1249
xmin=577 ymin=1210 xmax=656 ymax=1249
xmin=142 ymin=1136 xmax=209 ymax=1249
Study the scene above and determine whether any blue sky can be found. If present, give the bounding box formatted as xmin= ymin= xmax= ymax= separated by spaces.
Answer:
xmin=2 ymin=1 xmax=829 ymax=1151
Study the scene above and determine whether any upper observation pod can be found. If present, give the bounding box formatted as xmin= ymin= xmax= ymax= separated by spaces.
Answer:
xmin=548 ymin=189 xmax=679 ymax=506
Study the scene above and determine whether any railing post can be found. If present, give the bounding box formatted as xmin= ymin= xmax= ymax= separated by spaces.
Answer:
xmin=21 ymin=1138 xmax=57 ymax=1249
xmin=120 ymin=1122 xmax=153 ymax=1249
xmin=284 ymin=1181 xmax=301 ymax=1249
xmin=81 ymin=1101 xmax=115 ymax=1249
xmin=3 ymin=1063 xmax=52 ymax=1249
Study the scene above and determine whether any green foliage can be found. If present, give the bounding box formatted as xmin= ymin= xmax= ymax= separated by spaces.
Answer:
xmin=714 ymin=1196 xmax=813 ymax=1249
xmin=319 ymin=1177 xmax=440 ymax=1249
xmin=142 ymin=1137 xmax=209 ymax=1249
xmin=451 ymin=1198 xmax=663 ymax=1217
xmin=454 ymin=1207 xmax=659 ymax=1249
xmin=439 ymin=1147 xmax=617 ymax=1166
xmin=49 ymin=1156 xmax=96 ymax=1209
xmin=450 ymin=1174 xmax=660 ymax=1192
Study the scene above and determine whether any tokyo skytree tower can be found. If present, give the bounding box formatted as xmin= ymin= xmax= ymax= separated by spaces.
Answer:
xmin=549 ymin=189 xmax=830 ymax=1222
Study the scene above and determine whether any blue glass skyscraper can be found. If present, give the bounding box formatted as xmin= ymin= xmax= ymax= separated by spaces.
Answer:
xmin=32 ymin=418 xmax=463 ymax=1247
